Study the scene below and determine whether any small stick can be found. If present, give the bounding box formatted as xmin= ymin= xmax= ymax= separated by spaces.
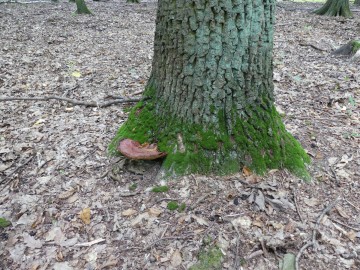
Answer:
xmin=292 ymin=188 xmax=304 ymax=222
xmin=143 ymin=234 xmax=194 ymax=250
xmin=0 ymin=154 xmax=35 ymax=186
xmin=75 ymin=238 xmax=105 ymax=247
xmin=190 ymin=194 xmax=210 ymax=210
xmin=330 ymin=218 xmax=360 ymax=231
xmin=299 ymin=43 xmax=328 ymax=52
xmin=344 ymin=198 xmax=360 ymax=212
xmin=295 ymin=197 xmax=341 ymax=270
xmin=245 ymin=250 xmax=264 ymax=260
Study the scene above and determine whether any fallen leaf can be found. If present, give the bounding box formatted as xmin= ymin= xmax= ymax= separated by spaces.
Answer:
xmin=231 ymin=216 xmax=252 ymax=230
xmin=335 ymin=206 xmax=349 ymax=218
xmin=58 ymin=188 xmax=76 ymax=199
xmin=79 ymin=208 xmax=91 ymax=225
xmin=170 ymin=250 xmax=182 ymax=267
xmin=148 ymin=207 xmax=163 ymax=217
xmin=122 ymin=209 xmax=137 ymax=217
xmin=346 ymin=230 xmax=357 ymax=241
xmin=71 ymin=71 xmax=81 ymax=78
xmin=304 ymin=197 xmax=319 ymax=207
xmin=280 ymin=253 xmax=296 ymax=270
xmin=23 ymin=233 xmax=43 ymax=249
xmin=191 ymin=214 xmax=209 ymax=226
xmin=242 ymin=166 xmax=252 ymax=176
xmin=131 ymin=212 xmax=150 ymax=227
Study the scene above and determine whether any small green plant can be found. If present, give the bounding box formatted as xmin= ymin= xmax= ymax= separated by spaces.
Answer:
xmin=167 ymin=201 xmax=179 ymax=210
xmin=189 ymin=246 xmax=223 ymax=270
xmin=178 ymin=203 xmax=186 ymax=212
xmin=151 ymin=185 xmax=169 ymax=193
xmin=0 ymin=217 xmax=11 ymax=228
xmin=129 ymin=183 xmax=137 ymax=191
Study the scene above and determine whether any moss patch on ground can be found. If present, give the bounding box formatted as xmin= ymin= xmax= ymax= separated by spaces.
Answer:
xmin=189 ymin=246 xmax=223 ymax=270
xmin=109 ymin=87 xmax=310 ymax=180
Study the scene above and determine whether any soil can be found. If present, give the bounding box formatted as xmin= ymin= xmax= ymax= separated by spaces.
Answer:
xmin=0 ymin=1 xmax=359 ymax=270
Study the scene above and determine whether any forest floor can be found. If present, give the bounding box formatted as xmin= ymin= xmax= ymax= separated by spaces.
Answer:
xmin=0 ymin=1 xmax=359 ymax=270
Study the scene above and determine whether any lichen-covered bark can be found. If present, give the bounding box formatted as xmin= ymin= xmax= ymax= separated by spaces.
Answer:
xmin=150 ymin=0 xmax=274 ymax=131
xmin=314 ymin=0 xmax=352 ymax=18
xmin=111 ymin=0 xmax=310 ymax=180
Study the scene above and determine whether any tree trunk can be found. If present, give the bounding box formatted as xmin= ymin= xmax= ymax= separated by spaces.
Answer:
xmin=355 ymin=0 xmax=360 ymax=6
xmin=75 ymin=0 xmax=92 ymax=15
xmin=111 ymin=0 xmax=310 ymax=179
xmin=314 ymin=0 xmax=352 ymax=17
xmin=127 ymin=0 xmax=140 ymax=3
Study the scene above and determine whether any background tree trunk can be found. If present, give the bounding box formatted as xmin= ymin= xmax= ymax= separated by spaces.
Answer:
xmin=314 ymin=0 xmax=352 ymax=17
xmin=111 ymin=0 xmax=310 ymax=179
xmin=355 ymin=0 xmax=360 ymax=6
xmin=75 ymin=0 xmax=92 ymax=15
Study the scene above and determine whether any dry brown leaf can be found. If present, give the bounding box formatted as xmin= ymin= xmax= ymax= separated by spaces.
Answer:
xmin=242 ymin=166 xmax=252 ymax=176
xmin=335 ymin=206 xmax=349 ymax=219
xmin=346 ymin=230 xmax=357 ymax=242
xmin=58 ymin=188 xmax=76 ymax=200
xmin=148 ymin=207 xmax=163 ymax=217
xmin=122 ymin=208 xmax=137 ymax=217
xmin=304 ymin=197 xmax=320 ymax=207
xmin=170 ymin=250 xmax=182 ymax=267
xmin=79 ymin=208 xmax=91 ymax=225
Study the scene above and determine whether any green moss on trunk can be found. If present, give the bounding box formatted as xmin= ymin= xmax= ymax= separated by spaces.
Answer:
xmin=314 ymin=0 xmax=352 ymax=18
xmin=109 ymin=87 xmax=310 ymax=180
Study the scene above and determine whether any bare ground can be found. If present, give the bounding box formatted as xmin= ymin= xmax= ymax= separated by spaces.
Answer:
xmin=0 ymin=1 xmax=359 ymax=269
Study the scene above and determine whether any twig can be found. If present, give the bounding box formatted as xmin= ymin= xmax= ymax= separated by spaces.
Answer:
xmin=245 ymin=250 xmax=264 ymax=260
xmin=143 ymin=233 xmax=194 ymax=250
xmin=0 ymin=95 xmax=146 ymax=108
xmin=295 ymin=196 xmax=341 ymax=270
xmin=299 ymin=43 xmax=328 ymax=52
xmin=0 ymin=154 xmax=35 ymax=186
xmin=190 ymin=194 xmax=210 ymax=210
xmin=330 ymin=218 xmax=360 ymax=232
xmin=329 ymin=163 xmax=340 ymax=187
xmin=119 ymin=191 xmax=141 ymax=197
xmin=36 ymin=158 xmax=54 ymax=175
xmin=75 ymin=238 xmax=105 ymax=247
xmin=344 ymin=198 xmax=360 ymax=212
xmin=292 ymin=187 xmax=304 ymax=222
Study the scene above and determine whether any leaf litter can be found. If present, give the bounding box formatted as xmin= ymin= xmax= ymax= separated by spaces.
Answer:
xmin=0 ymin=1 xmax=359 ymax=269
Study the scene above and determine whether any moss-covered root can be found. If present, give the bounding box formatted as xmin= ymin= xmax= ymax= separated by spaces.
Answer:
xmin=109 ymin=96 xmax=310 ymax=181
xmin=314 ymin=0 xmax=352 ymax=18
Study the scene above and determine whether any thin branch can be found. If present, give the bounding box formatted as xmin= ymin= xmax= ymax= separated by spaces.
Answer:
xmin=292 ymin=187 xmax=304 ymax=222
xmin=295 ymin=196 xmax=341 ymax=270
xmin=330 ymin=218 xmax=360 ymax=232
xmin=0 ymin=95 xmax=147 ymax=108
xmin=1 ymin=153 xmax=35 ymax=186
xmin=299 ymin=43 xmax=328 ymax=52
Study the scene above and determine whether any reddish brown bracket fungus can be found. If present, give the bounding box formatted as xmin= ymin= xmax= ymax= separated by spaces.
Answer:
xmin=117 ymin=139 xmax=167 ymax=160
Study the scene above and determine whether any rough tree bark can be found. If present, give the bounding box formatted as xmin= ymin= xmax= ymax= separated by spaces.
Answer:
xmin=75 ymin=0 xmax=92 ymax=15
xmin=110 ymin=0 xmax=310 ymax=179
xmin=314 ymin=0 xmax=352 ymax=17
